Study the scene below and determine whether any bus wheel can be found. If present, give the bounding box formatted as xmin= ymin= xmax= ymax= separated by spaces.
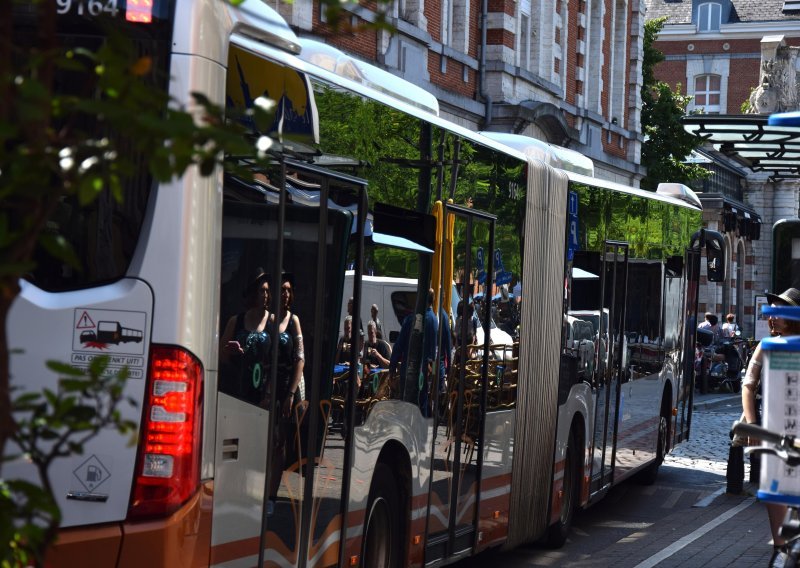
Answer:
xmin=640 ymin=413 xmax=668 ymax=485
xmin=363 ymin=463 xmax=400 ymax=568
xmin=546 ymin=430 xmax=579 ymax=548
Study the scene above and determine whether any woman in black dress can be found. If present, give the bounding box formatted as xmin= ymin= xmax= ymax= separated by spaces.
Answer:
xmin=267 ymin=273 xmax=304 ymax=515
xmin=220 ymin=268 xmax=271 ymax=405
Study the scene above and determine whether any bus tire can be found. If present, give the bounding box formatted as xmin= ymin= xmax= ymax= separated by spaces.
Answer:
xmin=362 ymin=463 xmax=401 ymax=568
xmin=640 ymin=410 xmax=668 ymax=485
xmin=545 ymin=430 xmax=579 ymax=548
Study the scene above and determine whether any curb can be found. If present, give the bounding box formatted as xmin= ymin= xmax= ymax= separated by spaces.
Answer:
xmin=693 ymin=393 xmax=741 ymax=411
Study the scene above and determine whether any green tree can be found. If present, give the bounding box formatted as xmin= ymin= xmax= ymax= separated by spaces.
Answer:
xmin=640 ymin=17 xmax=710 ymax=190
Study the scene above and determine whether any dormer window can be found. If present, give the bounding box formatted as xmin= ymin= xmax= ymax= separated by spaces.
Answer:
xmin=697 ymin=2 xmax=722 ymax=31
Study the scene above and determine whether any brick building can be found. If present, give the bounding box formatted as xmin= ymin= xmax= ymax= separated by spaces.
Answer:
xmin=645 ymin=0 xmax=800 ymax=115
xmin=270 ymin=0 xmax=650 ymax=184
xmin=646 ymin=0 xmax=800 ymax=335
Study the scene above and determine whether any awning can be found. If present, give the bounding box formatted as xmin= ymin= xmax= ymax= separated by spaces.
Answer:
xmin=683 ymin=114 xmax=800 ymax=179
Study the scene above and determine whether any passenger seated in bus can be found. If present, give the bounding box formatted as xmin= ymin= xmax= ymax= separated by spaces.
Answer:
xmin=364 ymin=320 xmax=391 ymax=368
xmin=219 ymin=268 xmax=272 ymax=405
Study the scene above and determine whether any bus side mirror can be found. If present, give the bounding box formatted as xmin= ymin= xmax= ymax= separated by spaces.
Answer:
xmin=691 ymin=228 xmax=725 ymax=282
xmin=705 ymin=230 xmax=725 ymax=282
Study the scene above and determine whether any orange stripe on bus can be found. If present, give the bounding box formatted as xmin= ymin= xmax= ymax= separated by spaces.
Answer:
xmin=209 ymin=535 xmax=262 ymax=565
xmin=117 ymin=481 xmax=213 ymax=568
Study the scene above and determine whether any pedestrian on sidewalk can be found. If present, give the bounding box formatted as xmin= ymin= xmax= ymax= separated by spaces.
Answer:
xmin=739 ymin=288 xmax=800 ymax=563
xmin=722 ymin=313 xmax=740 ymax=338
xmin=699 ymin=312 xmax=723 ymax=344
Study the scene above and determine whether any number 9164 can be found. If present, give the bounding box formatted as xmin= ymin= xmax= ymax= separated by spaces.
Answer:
xmin=56 ymin=0 xmax=120 ymax=17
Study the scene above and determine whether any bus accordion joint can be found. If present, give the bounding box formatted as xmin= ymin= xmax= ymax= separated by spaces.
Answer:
xmin=128 ymin=345 xmax=204 ymax=520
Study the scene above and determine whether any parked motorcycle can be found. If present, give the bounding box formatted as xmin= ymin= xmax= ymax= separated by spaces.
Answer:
xmin=695 ymin=327 xmax=745 ymax=393
xmin=709 ymin=336 xmax=744 ymax=393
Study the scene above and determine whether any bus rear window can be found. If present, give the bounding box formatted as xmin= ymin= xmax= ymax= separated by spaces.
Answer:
xmin=13 ymin=3 xmax=174 ymax=291
xmin=29 ymin=185 xmax=151 ymax=292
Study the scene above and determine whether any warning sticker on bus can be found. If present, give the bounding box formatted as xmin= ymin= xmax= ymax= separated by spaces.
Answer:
xmin=72 ymin=308 xmax=147 ymax=356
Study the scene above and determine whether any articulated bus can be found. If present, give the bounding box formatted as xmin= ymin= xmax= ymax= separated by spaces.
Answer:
xmin=8 ymin=1 xmax=725 ymax=566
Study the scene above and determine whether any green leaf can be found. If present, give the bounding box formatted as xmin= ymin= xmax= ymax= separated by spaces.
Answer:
xmin=63 ymin=405 xmax=97 ymax=423
xmin=13 ymin=392 xmax=41 ymax=405
xmin=88 ymin=355 xmax=110 ymax=377
xmin=45 ymin=361 xmax=85 ymax=377
xmin=59 ymin=379 xmax=90 ymax=392
xmin=38 ymin=233 xmax=81 ymax=270
xmin=76 ymin=175 xmax=104 ymax=206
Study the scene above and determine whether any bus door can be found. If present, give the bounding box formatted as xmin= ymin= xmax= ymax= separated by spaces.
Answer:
xmin=590 ymin=241 xmax=629 ymax=494
xmin=676 ymin=246 xmax=701 ymax=444
xmin=425 ymin=204 xmax=496 ymax=563
xmin=212 ymin=159 xmax=368 ymax=568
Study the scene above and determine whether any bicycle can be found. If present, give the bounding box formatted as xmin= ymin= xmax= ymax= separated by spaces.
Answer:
xmin=733 ymin=421 xmax=800 ymax=567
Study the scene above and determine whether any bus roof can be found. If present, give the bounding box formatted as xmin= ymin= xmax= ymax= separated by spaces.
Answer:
xmin=223 ymin=17 xmax=702 ymax=214
xmin=566 ymin=170 xmax=702 ymax=211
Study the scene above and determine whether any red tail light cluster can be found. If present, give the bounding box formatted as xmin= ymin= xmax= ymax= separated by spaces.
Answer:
xmin=128 ymin=345 xmax=203 ymax=520
xmin=126 ymin=0 xmax=154 ymax=23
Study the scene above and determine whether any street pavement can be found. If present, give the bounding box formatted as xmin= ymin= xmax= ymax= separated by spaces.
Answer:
xmin=653 ymin=391 xmax=774 ymax=567
xmin=458 ymin=390 xmax=782 ymax=567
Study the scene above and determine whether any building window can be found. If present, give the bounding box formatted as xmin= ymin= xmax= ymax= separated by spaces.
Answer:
xmin=442 ymin=0 xmax=453 ymax=46
xmin=519 ymin=12 xmax=531 ymax=70
xmin=585 ymin=0 xmax=603 ymax=114
xmin=451 ymin=0 xmax=470 ymax=53
xmin=697 ymin=2 xmax=722 ymax=32
xmin=694 ymin=74 xmax=721 ymax=113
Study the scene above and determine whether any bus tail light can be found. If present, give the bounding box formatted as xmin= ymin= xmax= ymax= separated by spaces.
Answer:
xmin=128 ymin=345 xmax=203 ymax=520
xmin=126 ymin=0 xmax=154 ymax=23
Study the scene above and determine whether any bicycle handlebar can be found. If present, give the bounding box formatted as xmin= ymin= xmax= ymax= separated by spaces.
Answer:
xmin=733 ymin=421 xmax=800 ymax=451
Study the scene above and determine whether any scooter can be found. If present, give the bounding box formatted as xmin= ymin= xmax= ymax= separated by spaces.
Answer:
xmin=695 ymin=328 xmax=744 ymax=393
xmin=708 ymin=337 xmax=744 ymax=393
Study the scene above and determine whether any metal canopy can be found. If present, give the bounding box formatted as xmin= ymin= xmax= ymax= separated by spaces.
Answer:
xmin=683 ymin=114 xmax=800 ymax=179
